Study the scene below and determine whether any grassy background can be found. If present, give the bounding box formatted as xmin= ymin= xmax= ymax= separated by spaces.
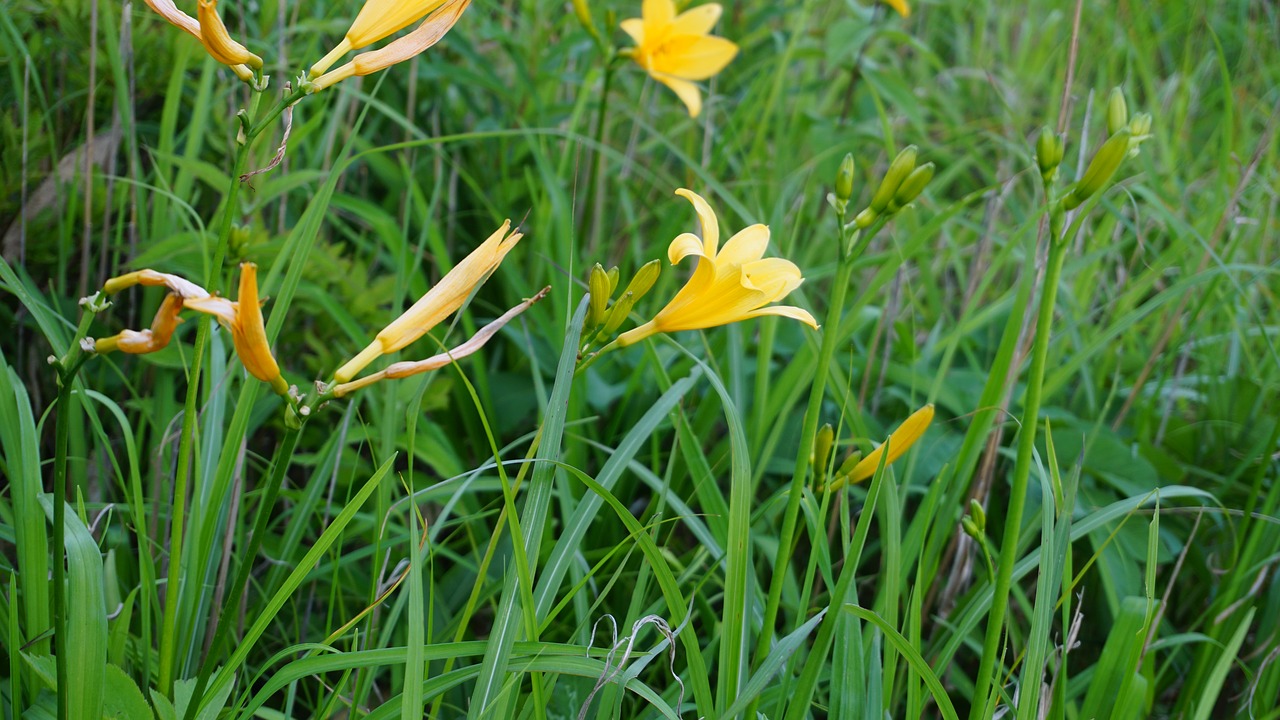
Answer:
xmin=2 ymin=0 xmax=1278 ymax=717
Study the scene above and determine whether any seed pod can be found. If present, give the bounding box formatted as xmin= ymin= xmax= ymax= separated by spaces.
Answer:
xmin=587 ymin=263 xmax=611 ymax=328
xmin=887 ymin=162 xmax=935 ymax=213
xmin=1106 ymin=87 xmax=1128 ymax=137
xmin=1063 ymin=129 xmax=1130 ymax=210
xmin=868 ymin=145 xmax=918 ymax=213
xmin=835 ymin=153 xmax=856 ymax=205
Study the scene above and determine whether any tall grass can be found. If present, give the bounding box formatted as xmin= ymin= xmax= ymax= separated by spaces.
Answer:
xmin=1 ymin=0 xmax=1278 ymax=718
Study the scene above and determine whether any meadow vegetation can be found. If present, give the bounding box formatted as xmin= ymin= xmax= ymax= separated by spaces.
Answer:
xmin=1 ymin=0 xmax=1278 ymax=718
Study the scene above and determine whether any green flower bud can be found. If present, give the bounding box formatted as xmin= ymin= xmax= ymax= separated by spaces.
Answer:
xmin=1126 ymin=112 xmax=1153 ymax=157
xmin=835 ymin=153 xmax=856 ymax=205
xmin=887 ymin=162 xmax=935 ymax=213
xmin=834 ymin=449 xmax=862 ymax=479
xmin=868 ymin=145 xmax=918 ymax=213
xmin=968 ymin=498 xmax=986 ymax=532
xmin=1036 ymin=126 xmax=1064 ymax=183
xmin=587 ymin=263 xmax=611 ymax=328
xmin=606 ymin=266 xmax=621 ymax=295
xmin=599 ymin=260 xmax=661 ymax=336
xmin=1106 ymin=87 xmax=1128 ymax=137
xmin=853 ymin=208 xmax=878 ymax=229
xmin=813 ymin=423 xmax=835 ymax=478
xmin=961 ymin=516 xmax=982 ymax=540
xmin=1063 ymin=128 xmax=1130 ymax=211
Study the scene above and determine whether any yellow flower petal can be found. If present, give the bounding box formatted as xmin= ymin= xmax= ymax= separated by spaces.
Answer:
xmin=671 ymin=3 xmax=722 ymax=36
xmin=183 ymin=296 xmax=236 ymax=328
xmin=197 ymin=0 xmax=262 ymax=69
xmin=144 ymin=0 xmax=201 ymax=38
xmin=183 ymin=264 xmax=288 ymax=395
xmin=350 ymin=0 xmax=470 ymax=76
xmin=745 ymin=305 xmax=819 ymax=328
xmin=348 ymin=0 xmax=450 ymax=49
xmin=716 ymin=224 xmax=770 ymax=268
xmin=651 ymin=34 xmax=738 ymax=81
xmin=667 ymin=232 xmax=709 ymax=266
xmin=95 ymin=294 xmax=186 ymax=355
xmin=102 ymin=268 xmax=210 ymax=299
xmin=673 ymin=188 xmax=719 ymax=256
xmin=619 ymin=18 xmax=646 ymax=45
xmin=643 ymin=0 xmax=677 ymax=25
xmin=741 ymin=257 xmax=803 ymax=300
xmin=654 ymin=74 xmax=703 ymax=117
xmin=883 ymin=0 xmax=911 ymax=18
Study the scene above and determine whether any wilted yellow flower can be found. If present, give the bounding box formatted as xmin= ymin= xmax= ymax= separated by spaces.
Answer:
xmin=826 ymin=404 xmax=934 ymax=491
xmin=310 ymin=0 xmax=471 ymax=92
xmin=184 ymin=263 xmax=289 ymax=395
xmin=332 ymin=286 xmax=550 ymax=397
xmin=309 ymin=0 xmax=471 ymax=87
xmin=883 ymin=0 xmax=910 ymax=18
xmin=620 ymin=0 xmax=738 ymax=118
xmin=615 ymin=189 xmax=816 ymax=348
xmin=102 ymin=268 xmax=210 ymax=299
xmin=333 ymin=220 xmax=522 ymax=383
xmin=94 ymin=294 xmax=186 ymax=355
xmin=142 ymin=0 xmax=261 ymax=80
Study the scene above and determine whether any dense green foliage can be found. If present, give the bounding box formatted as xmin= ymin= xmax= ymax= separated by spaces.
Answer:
xmin=1 ymin=0 xmax=1278 ymax=717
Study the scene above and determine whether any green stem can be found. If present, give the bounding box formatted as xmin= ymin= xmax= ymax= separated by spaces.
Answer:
xmin=969 ymin=222 xmax=1069 ymax=719
xmin=752 ymin=216 xmax=881 ymax=665
xmin=184 ymin=425 xmax=302 ymax=720
xmin=53 ymin=308 xmax=96 ymax=720
xmin=579 ymin=58 xmax=615 ymax=252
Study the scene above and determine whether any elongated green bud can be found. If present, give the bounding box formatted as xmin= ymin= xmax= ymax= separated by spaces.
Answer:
xmin=968 ymin=498 xmax=986 ymax=532
xmin=606 ymin=266 xmax=621 ymax=295
xmin=621 ymin=259 xmax=661 ymax=302
xmin=587 ymin=263 xmax=611 ymax=328
xmin=835 ymin=153 xmax=856 ymax=206
xmin=1063 ymin=129 xmax=1130 ymax=210
xmin=868 ymin=145 xmax=917 ymax=213
xmin=1106 ymin=87 xmax=1128 ymax=137
xmin=887 ymin=162 xmax=934 ymax=213
xmin=853 ymin=208 xmax=878 ymax=229
xmin=1036 ymin=126 xmax=1064 ymax=183
xmin=600 ymin=291 xmax=636 ymax=336
xmin=813 ymin=423 xmax=835 ymax=478
xmin=834 ymin=449 xmax=862 ymax=479
xmin=962 ymin=516 xmax=982 ymax=540
xmin=599 ymin=261 xmax=662 ymax=337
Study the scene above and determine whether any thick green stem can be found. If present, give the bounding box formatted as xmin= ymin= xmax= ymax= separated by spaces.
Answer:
xmin=969 ymin=231 xmax=1069 ymax=718
xmin=579 ymin=59 xmax=615 ymax=252
xmin=752 ymin=224 xmax=856 ymax=664
xmin=184 ymin=425 xmax=302 ymax=720
xmin=52 ymin=380 xmax=72 ymax=720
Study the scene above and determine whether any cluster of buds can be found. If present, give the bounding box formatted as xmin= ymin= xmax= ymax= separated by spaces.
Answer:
xmin=581 ymin=260 xmax=662 ymax=350
xmin=1040 ymin=86 xmax=1153 ymax=217
xmin=141 ymin=0 xmax=472 ymax=92
xmin=851 ymin=146 xmax=936 ymax=229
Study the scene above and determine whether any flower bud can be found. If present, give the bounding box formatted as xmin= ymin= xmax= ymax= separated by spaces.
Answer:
xmin=1106 ymin=87 xmax=1128 ymax=137
xmin=853 ymin=208 xmax=878 ymax=229
xmin=1063 ymin=129 xmax=1130 ymax=210
xmin=868 ymin=145 xmax=917 ymax=213
xmin=813 ymin=423 xmax=834 ymax=477
xmin=600 ymin=260 xmax=661 ymax=336
xmin=1035 ymin=126 xmax=1064 ymax=183
xmin=968 ymin=498 xmax=986 ymax=532
xmin=835 ymin=153 xmax=856 ymax=205
xmin=961 ymin=516 xmax=982 ymax=540
xmin=834 ymin=450 xmax=862 ymax=480
xmin=887 ymin=162 xmax=934 ymax=213
xmin=606 ymin=266 xmax=621 ymax=295
xmin=587 ymin=263 xmax=612 ymax=328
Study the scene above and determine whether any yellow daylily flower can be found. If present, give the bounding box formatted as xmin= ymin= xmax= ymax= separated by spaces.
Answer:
xmin=615 ymin=189 xmax=817 ymax=348
xmin=620 ymin=0 xmax=739 ymax=117
xmin=333 ymin=220 xmax=523 ymax=383
xmin=94 ymin=294 xmax=186 ymax=355
xmin=310 ymin=0 xmax=471 ymax=92
xmin=332 ymin=286 xmax=550 ymax=397
xmin=826 ymin=404 xmax=934 ymax=491
xmin=882 ymin=0 xmax=910 ymax=18
xmin=184 ymin=263 xmax=289 ymax=395
xmin=102 ymin=268 xmax=210 ymax=299
xmin=142 ymin=0 xmax=261 ymax=80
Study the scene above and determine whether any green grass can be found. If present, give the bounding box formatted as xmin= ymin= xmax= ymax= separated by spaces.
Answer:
xmin=2 ymin=0 xmax=1279 ymax=718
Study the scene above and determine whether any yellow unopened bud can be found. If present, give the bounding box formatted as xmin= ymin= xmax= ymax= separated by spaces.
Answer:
xmin=868 ymin=145 xmax=917 ymax=213
xmin=587 ymin=264 xmax=612 ymax=328
xmin=197 ymin=0 xmax=262 ymax=69
xmin=606 ymin=266 xmax=621 ymax=295
xmin=1063 ymin=129 xmax=1130 ymax=210
xmin=826 ymin=404 xmax=934 ymax=491
xmin=813 ymin=423 xmax=835 ymax=481
xmin=1106 ymin=87 xmax=1128 ymax=137
xmin=599 ymin=259 xmax=662 ymax=338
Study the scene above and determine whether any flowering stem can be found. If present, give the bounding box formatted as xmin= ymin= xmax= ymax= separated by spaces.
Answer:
xmin=184 ymin=425 xmax=302 ymax=720
xmin=579 ymin=56 xmax=617 ymax=251
xmin=752 ymin=215 xmax=884 ymax=666
xmin=969 ymin=204 xmax=1072 ymax=718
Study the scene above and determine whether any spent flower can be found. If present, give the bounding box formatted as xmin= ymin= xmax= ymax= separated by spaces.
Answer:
xmin=184 ymin=263 xmax=289 ymax=395
xmin=143 ymin=0 xmax=260 ymax=81
xmin=309 ymin=0 xmax=470 ymax=91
